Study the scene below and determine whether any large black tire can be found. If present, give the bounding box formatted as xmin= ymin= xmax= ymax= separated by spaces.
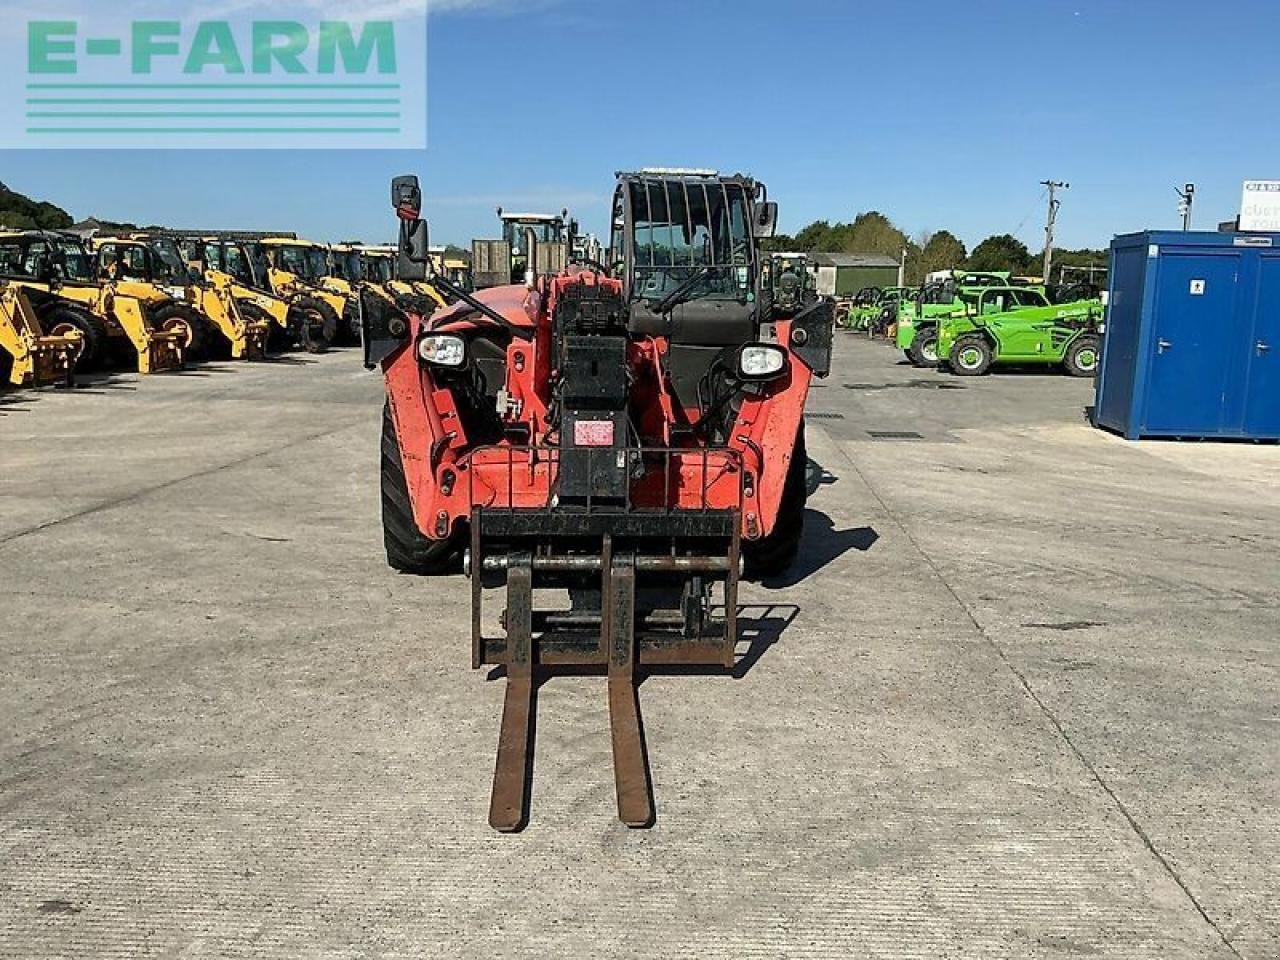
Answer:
xmin=41 ymin=305 xmax=109 ymax=372
xmin=290 ymin=296 xmax=338 ymax=354
xmin=381 ymin=404 xmax=458 ymax=575
xmin=341 ymin=301 xmax=362 ymax=346
xmin=743 ymin=423 xmax=808 ymax=580
xmin=1063 ymin=333 xmax=1101 ymax=378
xmin=152 ymin=302 xmax=213 ymax=362
xmin=949 ymin=334 xmax=994 ymax=377
xmin=907 ymin=326 xmax=939 ymax=367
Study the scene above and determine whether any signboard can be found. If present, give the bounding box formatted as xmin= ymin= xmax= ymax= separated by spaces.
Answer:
xmin=1240 ymin=181 xmax=1280 ymax=231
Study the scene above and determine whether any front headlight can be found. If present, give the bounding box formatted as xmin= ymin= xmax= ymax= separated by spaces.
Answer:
xmin=737 ymin=343 xmax=787 ymax=380
xmin=417 ymin=333 xmax=466 ymax=367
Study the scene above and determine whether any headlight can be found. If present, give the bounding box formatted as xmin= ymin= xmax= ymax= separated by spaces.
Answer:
xmin=737 ymin=343 xmax=787 ymax=380
xmin=417 ymin=334 xmax=466 ymax=367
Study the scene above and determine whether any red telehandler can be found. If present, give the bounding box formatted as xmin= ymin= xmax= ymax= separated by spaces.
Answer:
xmin=365 ymin=170 xmax=833 ymax=831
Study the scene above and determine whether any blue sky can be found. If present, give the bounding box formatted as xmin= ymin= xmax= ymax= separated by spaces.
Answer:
xmin=2 ymin=0 xmax=1278 ymax=251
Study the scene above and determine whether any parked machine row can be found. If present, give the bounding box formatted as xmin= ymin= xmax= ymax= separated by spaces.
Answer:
xmin=0 ymin=229 xmax=460 ymax=389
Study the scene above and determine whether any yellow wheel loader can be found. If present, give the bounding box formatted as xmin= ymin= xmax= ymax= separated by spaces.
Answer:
xmin=356 ymin=244 xmax=446 ymax=315
xmin=0 ymin=231 xmax=188 ymax=374
xmin=257 ymin=237 xmax=350 ymax=352
xmin=0 ymin=281 xmax=80 ymax=388
xmin=109 ymin=235 xmax=270 ymax=361
xmin=177 ymin=236 xmax=296 ymax=352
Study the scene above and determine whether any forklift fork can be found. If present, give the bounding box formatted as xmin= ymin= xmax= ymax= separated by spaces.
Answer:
xmin=487 ymin=550 xmax=653 ymax=832
xmin=479 ymin=527 xmax=739 ymax=832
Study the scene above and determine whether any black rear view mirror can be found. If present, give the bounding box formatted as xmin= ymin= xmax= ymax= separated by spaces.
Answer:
xmin=753 ymin=201 xmax=778 ymax=239
xmin=391 ymin=175 xmax=422 ymax=221
xmin=398 ymin=218 xmax=430 ymax=281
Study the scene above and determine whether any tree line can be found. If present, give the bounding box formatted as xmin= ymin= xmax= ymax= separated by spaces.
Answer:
xmin=0 ymin=182 xmax=74 ymax=231
xmin=763 ymin=211 xmax=1108 ymax=285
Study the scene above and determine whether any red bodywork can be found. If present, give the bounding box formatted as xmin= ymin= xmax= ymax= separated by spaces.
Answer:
xmin=382 ymin=269 xmax=814 ymax=542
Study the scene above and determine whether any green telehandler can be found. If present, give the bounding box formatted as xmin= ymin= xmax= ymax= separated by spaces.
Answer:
xmin=894 ymin=270 xmax=1011 ymax=366
xmin=936 ymin=286 xmax=1104 ymax=377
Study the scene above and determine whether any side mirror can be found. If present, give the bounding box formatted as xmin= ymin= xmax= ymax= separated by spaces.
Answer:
xmin=391 ymin=175 xmax=422 ymax=221
xmin=753 ymin=201 xmax=778 ymax=239
xmin=397 ymin=218 xmax=430 ymax=282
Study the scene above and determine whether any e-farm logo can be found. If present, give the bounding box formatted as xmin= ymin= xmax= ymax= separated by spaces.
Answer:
xmin=5 ymin=4 xmax=426 ymax=150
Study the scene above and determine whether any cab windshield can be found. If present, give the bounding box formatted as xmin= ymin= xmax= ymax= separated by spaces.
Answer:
xmin=0 ymin=239 xmax=96 ymax=282
xmin=56 ymin=241 xmax=95 ymax=281
xmin=334 ymin=251 xmax=363 ymax=281
xmin=623 ymin=177 xmax=753 ymax=305
xmin=365 ymin=257 xmax=392 ymax=282
xmin=278 ymin=245 xmax=327 ymax=280
xmin=148 ymin=239 xmax=188 ymax=281
xmin=503 ymin=220 xmax=561 ymax=252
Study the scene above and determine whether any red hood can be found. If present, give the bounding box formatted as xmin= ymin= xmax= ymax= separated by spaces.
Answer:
xmin=430 ymin=284 xmax=535 ymax=331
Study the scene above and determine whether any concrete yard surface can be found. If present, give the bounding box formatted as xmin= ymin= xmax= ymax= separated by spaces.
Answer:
xmin=1 ymin=336 xmax=1276 ymax=959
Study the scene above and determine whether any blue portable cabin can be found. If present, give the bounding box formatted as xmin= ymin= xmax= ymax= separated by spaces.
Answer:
xmin=1095 ymin=230 xmax=1280 ymax=441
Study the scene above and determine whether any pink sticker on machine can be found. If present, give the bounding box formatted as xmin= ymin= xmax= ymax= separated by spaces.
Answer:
xmin=573 ymin=420 xmax=615 ymax=447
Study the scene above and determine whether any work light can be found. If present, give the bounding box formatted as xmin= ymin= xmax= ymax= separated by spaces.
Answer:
xmin=736 ymin=343 xmax=787 ymax=380
xmin=418 ymin=334 xmax=466 ymax=368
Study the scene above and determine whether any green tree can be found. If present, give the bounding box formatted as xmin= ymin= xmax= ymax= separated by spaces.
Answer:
xmin=792 ymin=220 xmax=834 ymax=252
xmin=0 ymin=184 xmax=73 ymax=230
xmin=844 ymin=211 xmax=907 ymax=259
xmin=0 ymin=211 xmax=38 ymax=230
xmin=917 ymin=230 xmax=967 ymax=278
xmin=966 ymin=234 xmax=1032 ymax=273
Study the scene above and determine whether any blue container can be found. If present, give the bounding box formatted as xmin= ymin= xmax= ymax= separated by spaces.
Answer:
xmin=1095 ymin=230 xmax=1280 ymax=440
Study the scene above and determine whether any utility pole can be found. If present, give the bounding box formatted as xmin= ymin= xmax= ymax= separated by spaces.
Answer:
xmin=1041 ymin=180 xmax=1069 ymax=284
xmin=1176 ymin=183 xmax=1195 ymax=230
xmin=898 ymin=246 xmax=907 ymax=287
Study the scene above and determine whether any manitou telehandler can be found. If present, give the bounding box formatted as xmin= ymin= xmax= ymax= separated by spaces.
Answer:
xmin=0 ymin=281 xmax=81 ymax=387
xmin=0 ymin=231 xmax=190 ymax=374
xmin=365 ymin=169 xmax=833 ymax=831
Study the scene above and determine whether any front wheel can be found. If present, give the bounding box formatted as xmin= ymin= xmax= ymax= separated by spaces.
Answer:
xmin=152 ymin=302 xmax=212 ymax=362
xmin=289 ymin=296 xmax=338 ymax=354
xmin=950 ymin=334 xmax=993 ymax=376
xmin=1064 ymin=334 xmax=1101 ymax=378
xmin=907 ymin=327 xmax=939 ymax=367
xmin=42 ymin=305 xmax=108 ymax=372
xmin=381 ymin=404 xmax=459 ymax=575
xmin=743 ymin=423 xmax=807 ymax=580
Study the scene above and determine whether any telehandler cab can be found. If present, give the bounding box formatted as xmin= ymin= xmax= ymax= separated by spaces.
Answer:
xmin=366 ymin=169 xmax=832 ymax=831
xmin=0 ymin=231 xmax=190 ymax=374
